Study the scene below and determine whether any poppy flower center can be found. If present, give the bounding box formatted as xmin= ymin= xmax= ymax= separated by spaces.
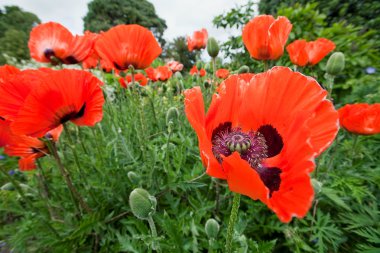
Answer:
xmin=212 ymin=122 xmax=283 ymax=196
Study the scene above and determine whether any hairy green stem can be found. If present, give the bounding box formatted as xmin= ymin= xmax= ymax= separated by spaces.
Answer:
xmin=226 ymin=193 xmax=241 ymax=253
xmin=147 ymin=216 xmax=161 ymax=252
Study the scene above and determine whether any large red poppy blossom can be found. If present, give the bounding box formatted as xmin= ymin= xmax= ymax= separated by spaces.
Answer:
xmin=187 ymin=29 xmax=208 ymax=52
xmin=190 ymin=66 xmax=206 ymax=77
xmin=94 ymin=24 xmax=162 ymax=71
xmin=28 ymin=22 xmax=93 ymax=64
xmin=216 ymin=69 xmax=230 ymax=79
xmin=338 ymin=103 xmax=380 ymax=135
xmin=9 ymin=69 xmax=104 ymax=137
xmin=242 ymin=15 xmax=292 ymax=61
xmin=286 ymin=38 xmax=336 ymax=67
xmin=184 ymin=67 xmax=339 ymax=222
xmin=0 ymin=65 xmax=20 ymax=84
xmin=0 ymin=118 xmax=12 ymax=148
xmin=4 ymin=125 xmax=63 ymax=171
xmin=166 ymin=60 xmax=184 ymax=73
xmin=145 ymin=66 xmax=172 ymax=82
xmin=82 ymin=31 xmax=100 ymax=69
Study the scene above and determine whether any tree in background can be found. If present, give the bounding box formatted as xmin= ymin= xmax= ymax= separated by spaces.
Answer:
xmin=0 ymin=6 xmax=40 ymax=64
xmin=83 ymin=0 xmax=167 ymax=45
xmin=164 ymin=36 xmax=197 ymax=71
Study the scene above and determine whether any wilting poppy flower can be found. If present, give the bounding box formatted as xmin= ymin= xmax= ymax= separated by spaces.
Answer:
xmin=0 ymin=65 xmax=20 ymax=84
xmin=216 ymin=69 xmax=230 ymax=79
xmin=338 ymin=103 xmax=380 ymax=135
xmin=190 ymin=66 xmax=206 ymax=77
xmin=119 ymin=73 xmax=148 ymax=88
xmin=4 ymin=125 xmax=63 ymax=171
xmin=95 ymin=24 xmax=162 ymax=71
xmin=145 ymin=66 xmax=172 ymax=82
xmin=187 ymin=29 xmax=208 ymax=51
xmin=166 ymin=60 xmax=184 ymax=73
xmin=28 ymin=22 xmax=93 ymax=64
xmin=242 ymin=15 xmax=292 ymax=61
xmin=184 ymin=67 xmax=339 ymax=222
xmin=8 ymin=69 xmax=104 ymax=138
xmin=287 ymin=38 xmax=335 ymax=67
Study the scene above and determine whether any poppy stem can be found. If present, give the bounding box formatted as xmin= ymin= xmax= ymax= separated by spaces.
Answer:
xmin=263 ymin=60 xmax=269 ymax=72
xmin=129 ymin=65 xmax=135 ymax=87
xmin=326 ymin=73 xmax=335 ymax=100
xmin=147 ymin=215 xmax=161 ymax=252
xmin=225 ymin=193 xmax=241 ymax=253
xmin=46 ymin=139 xmax=92 ymax=214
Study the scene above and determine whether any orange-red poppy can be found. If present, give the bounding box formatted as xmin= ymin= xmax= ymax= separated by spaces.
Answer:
xmin=0 ymin=118 xmax=12 ymax=148
xmin=95 ymin=24 xmax=162 ymax=71
xmin=216 ymin=69 xmax=230 ymax=79
xmin=82 ymin=31 xmax=100 ymax=69
xmin=338 ymin=103 xmax=380 ymax=135
xmin=145 ymin=66 xmax=172 ymax=82
xmin=0 ymin=65 xmax=20 ymax=84
xmin=187 ymin=29 xmax=208 ymax=51
xmin=184 ymin=67 xmax=339 ymax=222
xmin=166 ymin=60 xmax=184 ymax=73
xmin=4 ymin=125 xmax=63 ymax=171
xmin=286 ymin=38 xmax=336 ymax=66
xmin=28 ymin=22 xmax=93 ymax=64
xmin=190 ymin=66 xmax=206 ymax=77
xmin=8 ymin=69 xmax=104 ymax=138
xmin=119 ymin=73 xmax=148 ymax=88
xmin=242 ymin=15 xmax=292 ymax=61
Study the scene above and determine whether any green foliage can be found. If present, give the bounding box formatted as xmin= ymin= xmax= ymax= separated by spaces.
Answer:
xmin=0 ymin=6 xmax=40 ymax=64
xmin=164 ymin=36 xmax=197 ymax=70
xmin=83 ymin=0 xmax=167 ymax=44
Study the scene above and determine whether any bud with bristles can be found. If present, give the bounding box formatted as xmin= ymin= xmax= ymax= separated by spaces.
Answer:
xmin=129 ymin=188 xmax=156 ymax=220
xmin=207 ymin=37 xmax=220 ymax=58
xmin=237 ymin=65 xmax=250 ymax=73
xmin=326 ymin=52 xmax=345 ymax=75
xmin=127 ymin=171 xmax=140 ymax=185
xmin=205 ymin=218 xmax=220 ymax=239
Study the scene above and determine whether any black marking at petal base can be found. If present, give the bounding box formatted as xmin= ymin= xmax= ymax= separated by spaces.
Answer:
xmin=211 ymin=122 xmax=233 ymax=163
xmin=44 ymin=49 xmax=55 ymax=60
xmin=0 ymin=116 xmax=5 ymax=121
xmin=59 ymin=103 xmax=86 ymax=124
xmin=257 ymin=124 xmax=283 ymax=157
xmin=64 ymin=56 xmax=79 ymax=64
xmin=256 ymin=166 xmax=282 ymax=197
xmin=113 ymin=62 xmax=128 ymax=71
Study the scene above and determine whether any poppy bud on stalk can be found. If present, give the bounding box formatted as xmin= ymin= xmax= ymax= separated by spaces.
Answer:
xmin=205 ymin=218 xmax=220 ymax=239
xmin=129 ymin=188 xmax=157 ymax=220
xmin=166 ymin=107 xmax=179 ymax=126
xmin=326 ymin=52 xmax=345 ymax=75
xmin=207 ymin=37 xmax=219 ymax=58
xmin=127 ymin=171 xmax=140 ymax=185
xmin=237 ymin=65 xmax=250 ymax=74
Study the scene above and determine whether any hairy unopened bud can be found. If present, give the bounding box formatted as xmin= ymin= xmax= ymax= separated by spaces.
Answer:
xmin=205 ymin=218 xmax=220 ymax=239
xmin=166 ymin=107 xmax=179 ymax=126
xmin=207 ymin=37 xmax=220 ymax=58
xmin=237 ymin=65 xmax=250 ymax=74
xmin=129 ymin=188 xmax=156 ymax=220
xmin=1 ymin=182 xmax=15 ymax=191
xmin=174 ymin=71 xmax=183 ymax=79
xmin=127 ymin=171 xmax=140 ymax=185
xmin=326 ymin=52 xmax=345 ymax=75
xmin=311 ymin=179 xmax=323 ymax=194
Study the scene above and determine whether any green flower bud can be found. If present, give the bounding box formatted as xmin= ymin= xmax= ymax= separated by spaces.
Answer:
xmin=311 ymin=179 xmax=323 ymax=194
xmin=127 ymin=171 xmax=140 ymax=185
xmin=129 ymin=188 xmax=157 ymax=220
xmin=1 ymin=182 xmax=15 ymax=191
xmin=237 ymin=65 xmax=250 ymax=74
xmin=205 ymin=218 xmax=220 ymax=239
xmin=166 ymin=107 xmax=179 ymax=126
xmin=326 ymin=52 xmax=345 ymax=75
xmin=207 ymin=37 xmax=220 ymax=58
xmin=174 ymin=71 xmax=183 ymax=79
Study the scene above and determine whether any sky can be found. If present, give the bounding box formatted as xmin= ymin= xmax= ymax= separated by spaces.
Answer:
xmin=0 ymin=0 xmax=251 ymax=43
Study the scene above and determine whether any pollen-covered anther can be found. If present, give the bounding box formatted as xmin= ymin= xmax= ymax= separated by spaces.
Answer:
xmin=226 ymin=132 xmax=251 ymax=153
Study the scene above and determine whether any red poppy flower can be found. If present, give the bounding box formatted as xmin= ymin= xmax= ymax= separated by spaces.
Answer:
xmin=8 ymin=69 xmax=104 ymax=137
xmin=4 ymin=125 xmax=63 ymax=171
xmin=184 ymin=67 xmax=339 ymax=222
xmin=82 ymin=31 xmax=100 ymax=69
xmin=216 ymin=69 xmax=230 ymax=79
xmin=190 ymin=66 xmax=206 ymax=77
xmin=338 ymin=103 xmax=380 ymax=135
xmin=0 ymin=69 xmax=52 ymax=121
xmin=145 ymin=66 xmax=172 ymax=82
xmin=0 ymin=118 xmax=12 ymax=148
xmin=166 ymin=60 xmax=184 ymax=73
xmin=28 ymin=22 xmax=93 ymax=64
xmin=242 ymin=15 xmax=292 ymax=61
xmin=287 ymin=38 xmax=335 ymax=66
xmin=95 ymin=24 xmax=162 ymax=71
xmin=187 ymin=29 xmax=208 ymax=51
xmin=119 ymin=73 xmax=148 ymax=88
xmin=0 ymin=65 xmax=20 ymax=84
